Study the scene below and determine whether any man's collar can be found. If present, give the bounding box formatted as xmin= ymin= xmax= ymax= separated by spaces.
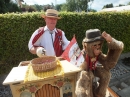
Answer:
xmin=44 ymin=26 xmax=58 ymax=33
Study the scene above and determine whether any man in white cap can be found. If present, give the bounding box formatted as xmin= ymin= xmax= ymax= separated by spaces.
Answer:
xmin=28 ymin=9 xmax=70 ymax=57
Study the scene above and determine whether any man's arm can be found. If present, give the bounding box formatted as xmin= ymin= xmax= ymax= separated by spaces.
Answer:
xmin=29 ymin=46 xmax=39 ymax=54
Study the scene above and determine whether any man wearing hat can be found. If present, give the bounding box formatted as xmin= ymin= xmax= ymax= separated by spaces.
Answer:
xmin=28 ymin=9 xmax=70 ymax=57
xmin=75 ymin=29 xmax=124 ymax=97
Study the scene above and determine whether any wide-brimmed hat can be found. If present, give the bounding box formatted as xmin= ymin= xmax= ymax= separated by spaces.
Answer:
xmin=41 ymin=9 xmax=61 ymax=19
xmin=84 ymin=29 xmax=104 ymax=43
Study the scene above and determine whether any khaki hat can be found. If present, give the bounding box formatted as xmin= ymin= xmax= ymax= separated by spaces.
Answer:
xmin=41 ymin=9 xmax=61 ymax=19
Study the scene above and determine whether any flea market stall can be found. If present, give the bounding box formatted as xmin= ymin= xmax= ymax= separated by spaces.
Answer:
xmin=3 ymin=59 xmax=81 ymax=97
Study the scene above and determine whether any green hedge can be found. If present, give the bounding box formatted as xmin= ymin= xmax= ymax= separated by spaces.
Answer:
xmin=0 ymin=11 xmax=130 ymax=74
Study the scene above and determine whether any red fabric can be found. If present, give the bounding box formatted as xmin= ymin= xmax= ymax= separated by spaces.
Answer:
xmin=54 ymin=29 xmax=63 ymax=57
xmin=85 ymin=54 xmax=98 ymax=70
xmin=32 ymin=27 xmax=44 ymax=45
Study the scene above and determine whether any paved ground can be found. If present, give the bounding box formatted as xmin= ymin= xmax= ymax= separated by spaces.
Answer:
xmin=109 ymin=52 xmax=130 ymax=97
xmin=0 ymin=74 xmax=12 ymax=97
xmin=0 ymin=52 xmax=130 ymax=97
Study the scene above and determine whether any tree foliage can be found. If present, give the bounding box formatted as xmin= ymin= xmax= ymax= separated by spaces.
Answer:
xmin=128 ymin=2 xmax=130 ymax=5
xmin=56 ymin=4 xmax=63 ymax=11
xmin=43 ymin=4 xmax=54 ymax=11
xmin=66 ymin=0 xmax=93 ymax=12
xmin=32 ymin=4 xmax=43 ymax=12
xmin=102 ymin=3 xmax=113 ymax=9
xmin=0 ymin=0 xmax=21 ymax=13
xmin=118 ymin=4 xmax=125 ymax=6
xmin=66 ymin=0 xmax=76 ymax=11
xmin=76 ymin=0 xmax=91 ymax=12
xmin=0 ymin=0 xmax=95 ymax=13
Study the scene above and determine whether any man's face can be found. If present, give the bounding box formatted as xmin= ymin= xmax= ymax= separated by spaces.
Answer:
xmin=45 ymin=17 xmax=58 ymax=29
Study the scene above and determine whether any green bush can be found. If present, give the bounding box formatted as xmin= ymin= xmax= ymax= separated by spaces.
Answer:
xmin=0 ymin=11 xmax=130 ymax=74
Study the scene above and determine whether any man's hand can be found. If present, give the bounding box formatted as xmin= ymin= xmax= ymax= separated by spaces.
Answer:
xmin=102 ymin=31 xmax=112 ymax=43
xmin=57 ymin=57 xmax=65 ymax=61
xmin=36 ymin=47 xmax=46 ymax=57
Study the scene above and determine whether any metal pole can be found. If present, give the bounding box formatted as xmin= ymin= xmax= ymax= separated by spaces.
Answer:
xmin=55 ymin=0 xmax=57 ymax=10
